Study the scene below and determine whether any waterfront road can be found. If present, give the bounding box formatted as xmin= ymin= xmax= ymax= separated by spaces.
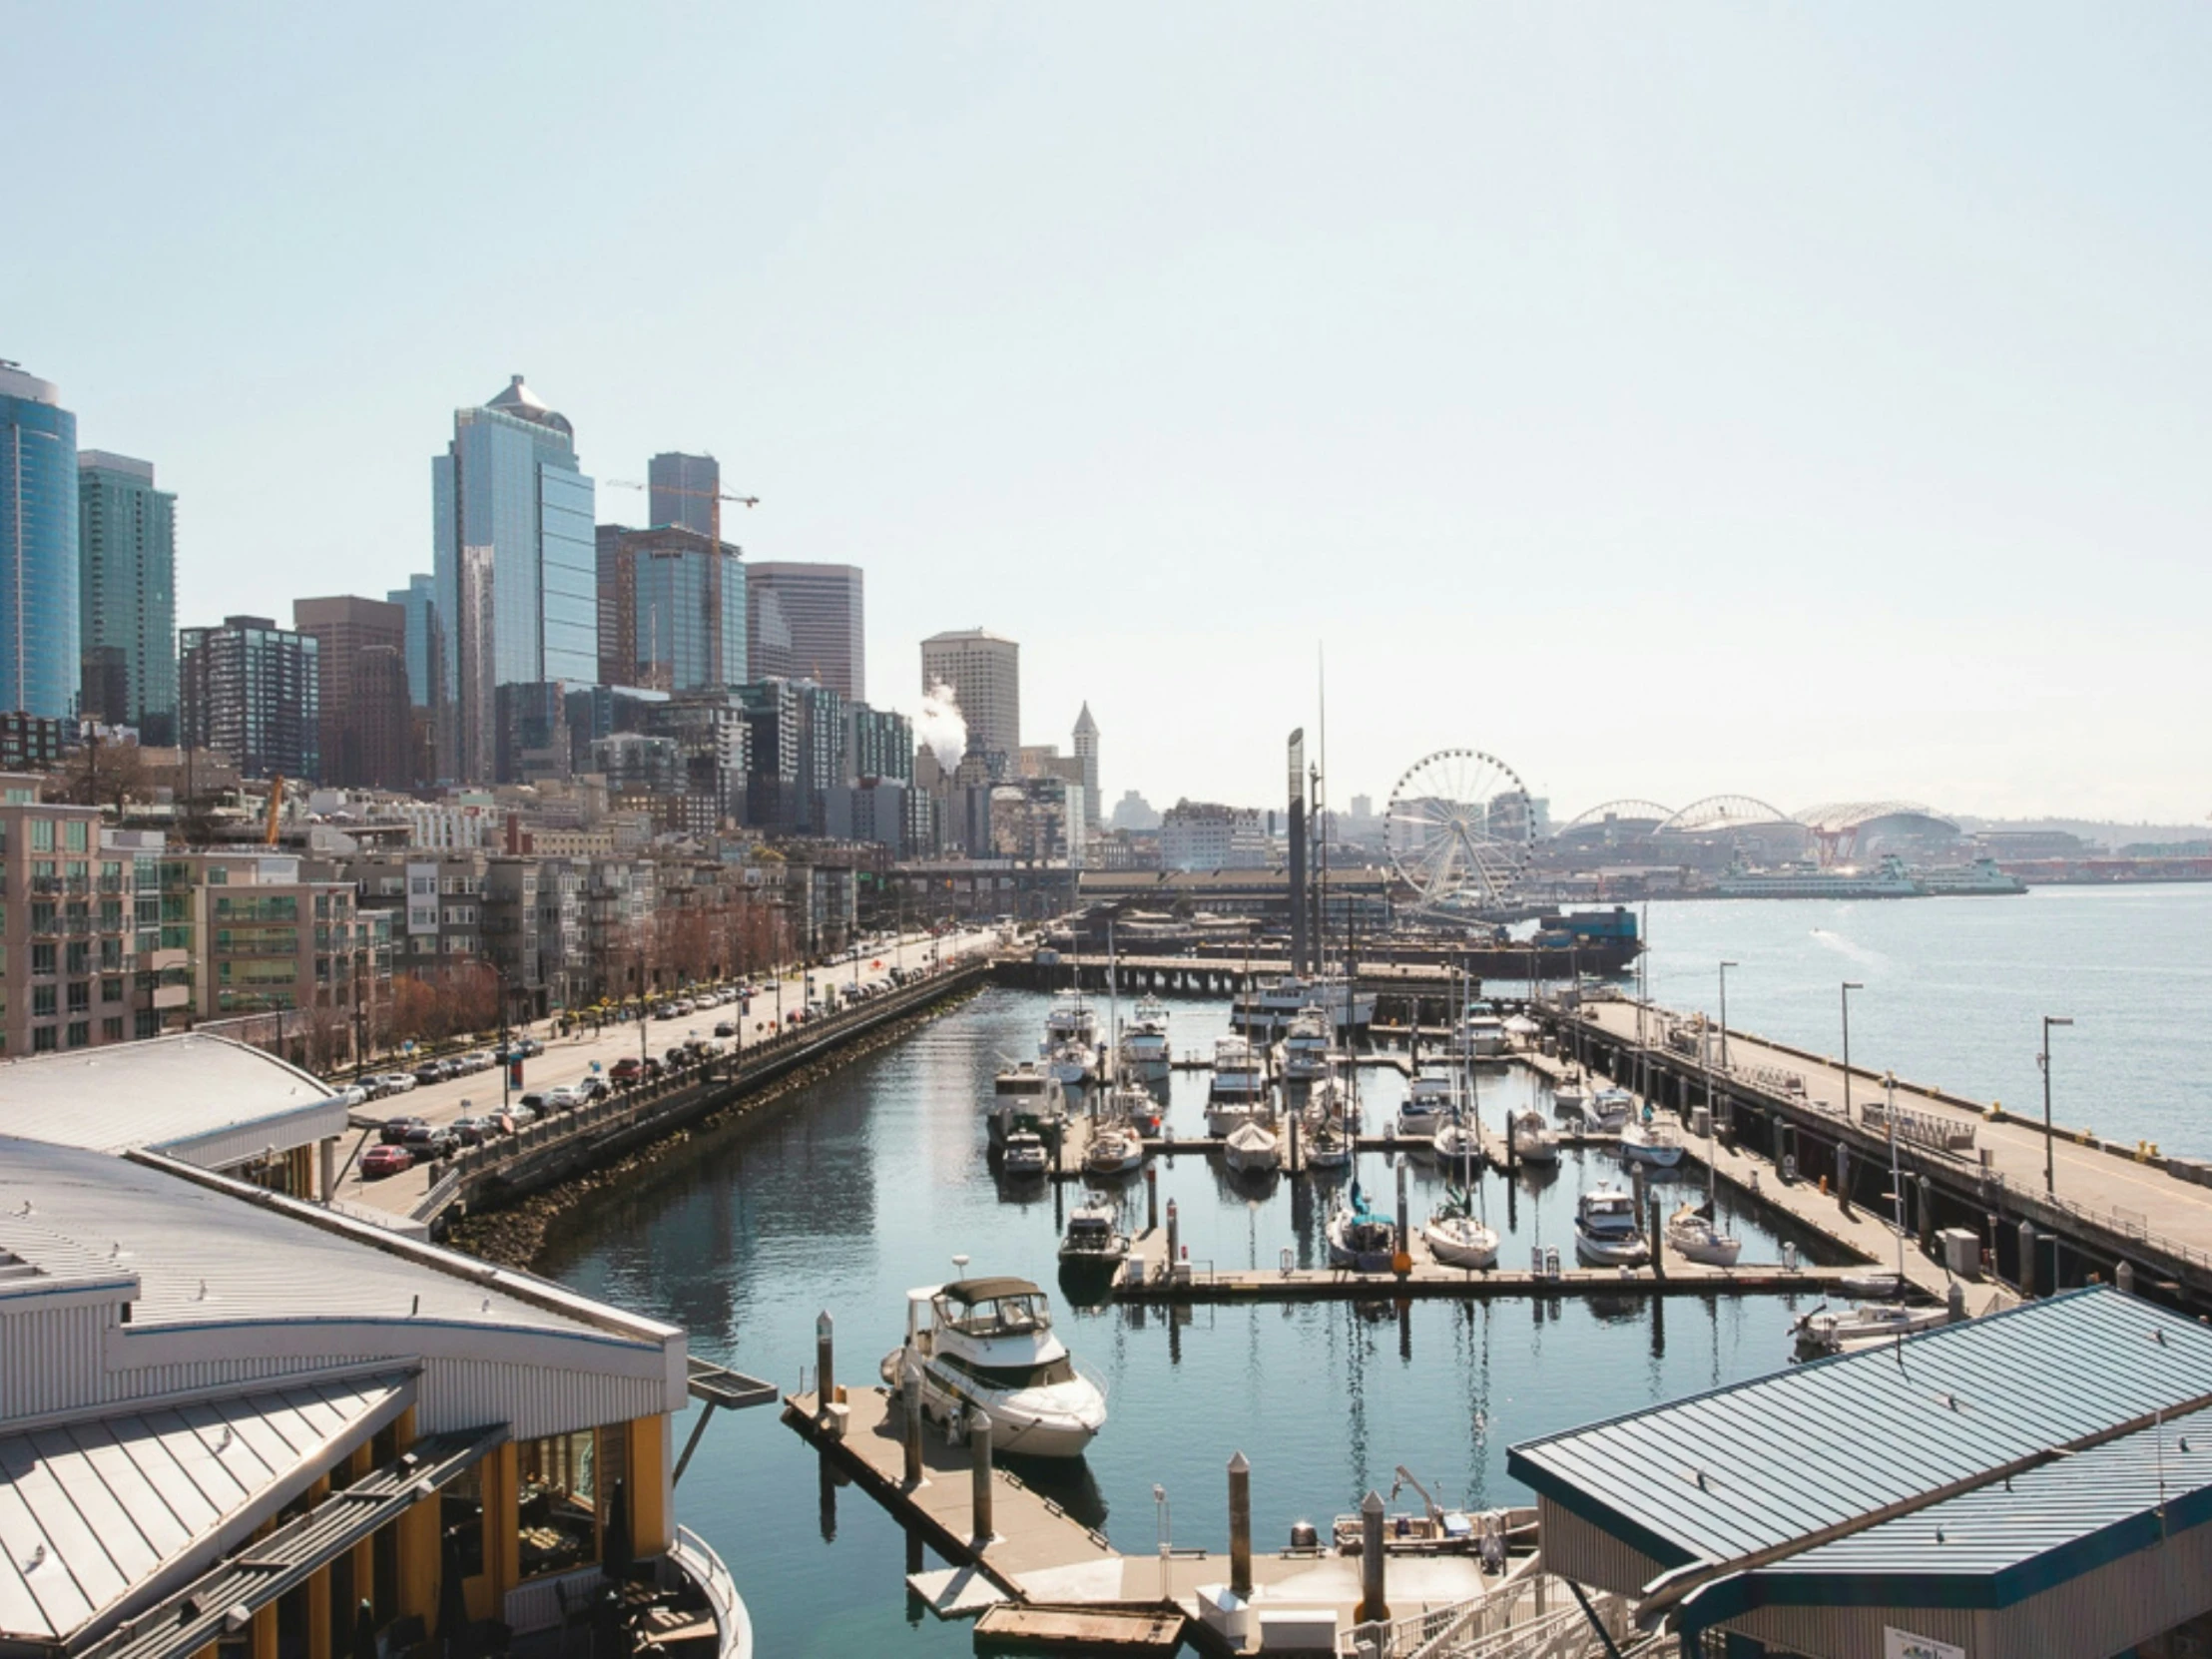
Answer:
xmin=332 ymin=925 xmax=1006 ymax=1218
xmin=1581 ymin=1000 xmax=2212 ymax=1269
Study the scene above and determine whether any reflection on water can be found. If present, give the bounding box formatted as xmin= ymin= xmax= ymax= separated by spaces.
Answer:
xmin=541 ymin=987 xmax=1825 ymax=1659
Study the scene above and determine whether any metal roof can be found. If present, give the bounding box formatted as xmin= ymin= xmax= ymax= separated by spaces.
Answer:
xmin=0 ymin=1034 xmax=344 ymax=1166
xmin=1507 ymin=1288 xmax=2212 ymax=1574
xmin=0 ymin=1374 xmax=413 ymax=1645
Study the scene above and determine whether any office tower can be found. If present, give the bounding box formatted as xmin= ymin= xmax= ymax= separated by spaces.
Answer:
xmin=919 ymin=628 xmax=1018 ymax=777
xmin=746 ymin=563 xmax=863 ymax=700
xmin=748 ymin=584 xmax=794 ymax=681
xmin=0 ymin=362 xmax=79 ymax=720
xmin=387 ymin=573 xmax=439 ymax=709
xmin=594 ymin=524 xmax=746 ymax=693
xmin=1072 ymin=703 xmax=1099 ymax=830
xmin=179 ymin=616 xmax=319 ymax=780
xmin=648 ymin=451 xmax=720 ymax=537
xmin=431 ymin=375 xmax=596 ymax=782
xmin=76 ymin=452 xmax=178 ymax=741
xmin=293 ymin=596 xmax=409 ymax=789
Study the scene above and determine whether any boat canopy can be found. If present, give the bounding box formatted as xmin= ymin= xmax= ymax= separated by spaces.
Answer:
xmin=941 ymin=1276 xmax=1044 ymax=1305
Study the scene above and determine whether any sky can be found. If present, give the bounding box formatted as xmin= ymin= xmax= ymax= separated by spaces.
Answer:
xmin=8 ymin=3 xmax=2210 ymax=827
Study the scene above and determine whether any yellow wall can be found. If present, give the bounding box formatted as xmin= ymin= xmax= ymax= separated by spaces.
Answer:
xmin=629 ymin=1415 xmax=672 ymax=1556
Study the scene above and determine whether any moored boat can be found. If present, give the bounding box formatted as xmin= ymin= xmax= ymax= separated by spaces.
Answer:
xmin=1421 ymin=1186 xmax=1499 ymax=1270
xmin=1793 ymin=1300 xmax=1948 ymax=1355
xmin=1002 ymin=1130 xmax=1050 ymax=1177
xmin=1620 ymin=1108 xmax=1684 ymax=1168
xmin=1328 ymin=1185 xmax=1399 ymax=1272
xmin=1396 ymin=1066 xmax=1452 ymax=1140
xmin=1574 ymin=1186 xmax=1649 ymax=1265
xmin=1665 ymin=1200 xmax=1741 ymax=1267
xmin=1509 ymin=1108 xmax=1558 ymax=1164
xmin=1586 ymin=1088 xmax=1633 ymax=1131
xmin=879 ymin=1276 xmax=1107 ymax=1457
xmin=1082 ymin=1123 xmax=1145 ymax=1177
xmin=1223 ymin=1119 xmax=1280 ymax=1175
xmin=1206 ymin=1035 xmax=1270 ymax=1135
xmin=1058 ymin=1200 xmax=1129 ymax=1271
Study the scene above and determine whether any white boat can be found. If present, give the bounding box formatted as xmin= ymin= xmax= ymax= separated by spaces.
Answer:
xmin=1551 ymin=1071 xmax=1588 ymax=1116
xmin=1303 ymin=1073 xmax=1360 ymax=1133
xmin=1206 ymin=1036 xmax=1270 ymax=1135
xmin=1328 ymin=1185 xmax=1398 ymax=1272
xmin=1422 ymin=1187 xmax=1498 ymax=1270
xmin=1044 ymin=989 xmax=1099 ymax=1047
xmin=1432 ymin=1116 xmax=1482 ymax=1165
xmin=1509 ymin=1108 xmax=1558 ymax=1164
xmin=1059 ymin=1200 xmax=1129 ymax=1270
xmin=1002 ymin=1130 xmax=1050 ymax=1177
xmin=994 ymin=1060 xmax=1055 ymax=1109
xmin=1714 ymin=853 xmax=1922 ymax=900
xmin=1574 ymin=1186 xmax=1649 ymax=1265
xmin=1277 ymin=1007 xmax=1336 ymax=1082
xmin=1232 ymin=973 xmax=1378 ymax=1034
xmin=1665 ymin=1200 xmax=1741 ymax=1267
xmin=1223 ymin=1119 xmax=1280 ymax=1174
xmin=1119 ymin=1019 xmax=1171 ymax=1078
xmin=1133 ymin=994 xmax=1171 ymax=1028
xmin=1396 ymin=1066 xmax=1453 ymax=1140
xmin=1620 ymin=1109 xmax=1684 ymax=1168
xmin=1304 ymin=1118 xmax=1353 ymax=1169
xmin=1912 ymin=856 xmax=2026 ymax=896
xmin=1103 ymin=1079 xmax=1162 ymax=1137
xmin=1083 ymin=1123 xmax=1145 ymax=1177
xmin=988 ymin=1067 xmax=1066 ymax=1148
xmin=1839 ymin=1271 xmax=1906 ymax=1301
xmin=1452 ymin=1003 xmax=1509 ymax=1060
xmin=1793 ymin=1301 xmax=1948 ymax=1355
xmin=1586 ymin=1088 xmax=1634 ymax=1131
xmin=1043 ymin=1040 xmax=1097 ymax=1088
xmin=880 ymin=1277 xmax=1107 ymax=1458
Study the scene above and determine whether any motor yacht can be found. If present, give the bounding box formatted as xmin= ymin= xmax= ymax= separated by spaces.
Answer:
xmin=1396 ymin=1066 xmax=1453 ymax=1140
xmin=1001 ymin=1130 xmax=1050 ymax=1177
xmin=1206 ymin=1036 xmax=1270 ymax=1135
xmin=1044 ymin=989 xmax=1099 ymax=1048
xmin=1058 ymin=1200 xmax=1129 ymax=1273
xmin=880 ymin=1277 xmax=1107 ymax=1457
xmin=1452 ymin=1002 xmax=1509 ymax=1061
xmin=1119 ymin=1018 xmax=1172 ymax=1080
xmin=1277 ymin=1008 xmax=1336 ymax=1083
xmin=1574 ymin=1186 xmax=1649 ymax=1265
xmin=1586 ymin=1088 xmax=1634 ymax=1132
xmin=1793 ymin=1300 xmax=1948 ymax=1356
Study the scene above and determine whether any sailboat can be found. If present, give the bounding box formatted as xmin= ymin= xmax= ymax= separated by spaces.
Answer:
xmin=1509 ymin=1107 xmax=1558 ymax=1164
xmin=1224 ymin=1117 xmax=1280 ymax=1175
xmin=1669 ymin=1046 xmax=1741 ymax=1265
xmin=1793 ymin=1072 xmax=1945 ymax=1356
xmin=1619 ymin=1105 xmax=1684 ymax=1168
xmin=1422 ymin=1064 xmax=1497 ymax=1268
xmin=1327 ymin=1181 xmax=1398 ymax=1272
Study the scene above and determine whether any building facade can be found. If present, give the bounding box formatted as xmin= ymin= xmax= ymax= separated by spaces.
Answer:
xmin=745 ymin=563 xmax=863 ymax=701
xmin=178 ymin=615 xmax=320 ymax=781
xmin=294 ymin=595 xmax=411 ymax=790
xmin=920 ymin=628 xmax=1018 ymax=778
xmin=0 ymin=362 xmax=79 ymax=720
xmin=431 ymin=376 xmax=597 ymax=783
xmin=847 ymin=703 xmax=913 ymax=785
xmin=388 ymin=571 xmax=439 ymax=709
xmin=1159 ymin=799 xmax=1272 ymax=870
xmin=1072 ymin=702 xmax=1099 ymax=829
xmin=77 ymin=451 xmax=178 ymax=741
xmin=648 ymin=448 xmax=721 ymax=537
xmin=594 ymin=524 xmax=747 ymax=693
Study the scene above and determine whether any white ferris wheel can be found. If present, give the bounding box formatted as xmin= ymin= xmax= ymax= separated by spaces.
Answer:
xmin=1385 ymin=748 xmax=1536 ymax=911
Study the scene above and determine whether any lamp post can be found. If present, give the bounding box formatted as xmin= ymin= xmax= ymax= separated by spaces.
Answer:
xmin=1718 ymin=960 xmax=1739 ymax=1073
xmin=2040 ymin=1015 xmax=2073 ymax=1195
xmin=1840 ymin=981 xmax=1863 ymax=1119
xmin=1153 ymin=1483 xmax=1172 ymax=1598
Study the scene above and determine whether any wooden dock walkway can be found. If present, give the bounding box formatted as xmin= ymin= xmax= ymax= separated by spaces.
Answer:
xmin=1047 ymin=1112 xmax=1616 ymax=1183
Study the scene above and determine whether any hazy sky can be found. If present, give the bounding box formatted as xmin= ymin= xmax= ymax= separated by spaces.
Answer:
xmin=10 ymin=4 xmax=2209 ymax=825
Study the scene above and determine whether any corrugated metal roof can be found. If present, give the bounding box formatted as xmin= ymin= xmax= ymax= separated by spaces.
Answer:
xmin=0 ymin=1374 xmax=411 ymax=1644
xmin=0 ymin=1137 xmax=647 ymax=1341
xmin=0 ymin=1034 xmax=343 ymax=1163
xmin=1506 ymin=1289 xmax=2212 ymax=1570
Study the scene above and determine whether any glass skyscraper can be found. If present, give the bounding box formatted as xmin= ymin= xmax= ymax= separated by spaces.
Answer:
xmin=77 ymin=451 xmax=178 ymax=742
xmin=387 ymin=573 xmax=439 ymax=710
xmin=0 ymin=362 xmax=81 ymax=720
xmin=596 ymin=525 xmax=747 ymax=694
xmin=431 ymin=375 xmax=596 ymax=781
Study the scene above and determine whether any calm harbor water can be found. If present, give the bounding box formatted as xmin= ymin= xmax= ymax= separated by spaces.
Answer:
xmin=538 ymin=886 xmax=2209 ymax=1654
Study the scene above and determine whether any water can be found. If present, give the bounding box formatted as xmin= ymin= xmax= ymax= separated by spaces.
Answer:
xmin=542 ymin=989 xmax=1816 ymax=1657
xmin=1628 ymin=885 xmax=2212 ymax=1157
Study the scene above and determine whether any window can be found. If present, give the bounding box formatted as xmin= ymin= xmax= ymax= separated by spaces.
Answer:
xmin=29 ymin=820 xmax=52 ymax=852
xmin=66 ymin=1021 xmax=89 ymax=1048
xmin=66 ymin=941 xmax=88 ymax=976
xmin=103 ymin=978 xmax=124 ymax=1003
xmin=443 ymin=1462 xmax=487 ymax=1581
xmin=101 ymin=1017 xmax=123 ymax=1041
xmin=515 ymin=1429 xmax=600 ymax=1579
xmin=32 ymin=985 xmax=55 ymax=1017
xmin=67 ymin=982 xmax=90 ymax=1013
xmin=63 ymin=821 xmax=87 ymax=853
xmin=31 ymin=942 xmax=54 ymax=975
xmin=33 ymin=1026 xmax=57 ymax=1052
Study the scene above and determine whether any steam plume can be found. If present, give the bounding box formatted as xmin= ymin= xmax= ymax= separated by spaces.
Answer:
xmin=917 ymin=680 xmax=967 ymax=770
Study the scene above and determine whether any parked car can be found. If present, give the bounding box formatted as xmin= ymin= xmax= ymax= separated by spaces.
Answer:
xmin=379 ymin=1072 xmax=417 ymax=1093
xmin=513 ymin=1035 xmax=544 ymax=1058
xmin=712 ymin=1020 xmax=737 ymax=1038
xmin=610 ymin=1057 xmax=646 ymax=1087
xmin=401 ymin=1124 xmax=460 ymax=1162
xmin=331 ymin=1083 xmax=368 ymax=1108
xmin=578 ymin=1076 xmax=610 ymax=1102
xmin=412 ymin=1062 xmax=447 ymax=1086
xmin=508 ymin=1102 xmax=540 ymax=1128
xmin=360 ymin=1145 xmax=412 ymax=1179
xmin=379 ymin=1116 xmax=428 ymax=1145
xmin=449 ymin=1115 xmax=495 ymax=1146
xmin=542 ymin=1084 xmax=587 ymax=1111
xmin=517 ymin=1092 xmax=550 ymax=1114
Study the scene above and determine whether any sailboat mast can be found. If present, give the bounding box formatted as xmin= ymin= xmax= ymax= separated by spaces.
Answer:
xmin=1886 ymin=1070 xmax=1906 ymax=1281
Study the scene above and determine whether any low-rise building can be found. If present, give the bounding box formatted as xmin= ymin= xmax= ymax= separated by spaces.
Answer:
xmin=1159 ymin=799 xmax=1272 ymax=870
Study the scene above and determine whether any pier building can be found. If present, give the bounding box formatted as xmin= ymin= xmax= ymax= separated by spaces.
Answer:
xmin=0 ymin=1041 xmax=754 ymax=1659
xmin=1512 ymin=1287 xmax=2212 ymax=1659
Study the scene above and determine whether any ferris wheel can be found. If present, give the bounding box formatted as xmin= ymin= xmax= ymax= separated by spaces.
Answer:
xmin=1385 ymin=749 xmax=1536 ymax=910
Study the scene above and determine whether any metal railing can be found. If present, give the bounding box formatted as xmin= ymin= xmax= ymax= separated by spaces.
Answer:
xmin=1340 ymin=1577 xmax=1636 ymax=1659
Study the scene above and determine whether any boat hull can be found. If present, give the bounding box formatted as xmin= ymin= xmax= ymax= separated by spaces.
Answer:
xmin=1574 ymin=1228 xmax=1649 ymax=1266
xmin=1422 ymin=1220 xmax=1498 ymax=1270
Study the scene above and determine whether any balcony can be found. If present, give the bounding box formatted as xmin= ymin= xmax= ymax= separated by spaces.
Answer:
xmin=152 ymin=984 xmax=192 ymax=1010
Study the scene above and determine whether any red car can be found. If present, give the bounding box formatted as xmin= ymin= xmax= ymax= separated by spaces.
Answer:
xmin=360 ymin=1145 xmax=412 ymax=1180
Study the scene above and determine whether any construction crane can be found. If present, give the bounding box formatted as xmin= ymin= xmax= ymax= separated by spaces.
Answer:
xmin=265 ymin=776 xmax=284 ymax=845
xmin=604 ymin=479 xmax=759 ymax=550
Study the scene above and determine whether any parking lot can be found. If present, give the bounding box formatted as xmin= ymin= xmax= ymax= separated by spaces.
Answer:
xmin=333 ymin=925 xmax=1004 ymax=1215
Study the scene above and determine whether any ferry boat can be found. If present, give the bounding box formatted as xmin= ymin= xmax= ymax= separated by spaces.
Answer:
xmin=1232 ymin=973 xmax=1377 ymax=1035
xmin=1574 ymin=1186 xmax=1649 ymax=1266
xmin=1205 ymin=1035 xmax=1270 ymax=1135
xmin=1913 ymin=856 xmax=2027 ymax=895
xmin=1713 ymin=854 xmax=1922 ymax=900
xmin=1276 ymin=1007 xmax=1336 ymax=1082
xmin=882 ymin=1277 xmax=1108 ymax=1457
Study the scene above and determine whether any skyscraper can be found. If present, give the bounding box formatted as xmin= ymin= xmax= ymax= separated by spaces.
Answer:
xmin=387 ymin=573 xmax=439 ymax=710
xmin=294 ymin=596 xmax=410 ymax=789
xmin=746 ymin=563 xmax=864 ymax=700
xmin=1072 ymin=703 xmax=1099 ymax=830
xmin=594 ymin=525 xmax=746 ymax=693
xmin=0 ymin=362 xmax=79 ymax=720
xmin=648 ymin=451 xmax=720 ymax=538
xmin=920 ymin=628 xmax=1018 ymax=777
xmin=179 ymin=616 xmax=319 ymax=781
xmin=77 ymin=451 xmax=178 ymax=742
xmin=747 ymin=585 xmax=794 ymax=681
xmin=431 ymin=375 xmax=597 ymax=782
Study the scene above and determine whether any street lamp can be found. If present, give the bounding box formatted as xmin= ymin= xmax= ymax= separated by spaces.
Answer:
xmin=2040 ymin=1015 xmax=2073 ymax=1195
xmin=1718 ymin=961 xmax=1739 ymax=1072
xmin=1840 ymin=981 xmax=1864 ymax=1119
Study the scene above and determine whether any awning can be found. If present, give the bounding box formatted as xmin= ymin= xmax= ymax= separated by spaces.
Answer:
xmin=0 ymin=1374 xmax=418 ymax=1651
xmin=74 ymin=1424 xmax=508 ymax=1659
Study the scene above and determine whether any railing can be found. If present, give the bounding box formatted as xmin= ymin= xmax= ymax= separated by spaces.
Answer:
xmin=1340 ymin=1577 xmax=1634 ymax=1659
xmin=1859 ymin=1098 xmax=1977 ymax=1153
xmin=669 ymin=1524 xmax=753 ymax=1659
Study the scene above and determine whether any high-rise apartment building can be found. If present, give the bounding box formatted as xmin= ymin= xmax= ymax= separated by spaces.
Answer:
xmin=179 ymin=615 xmax=319 ymax=781
xmin=920 ymin=628 xmax=1019 ymax=777
xmin=293 ymin=596 xmax=411 ymax=790
xmin=847 ymin=704 xmax=913 ymax=785
xmin=431 ymin=375 xmax=597 ymax=782
xmin=0 ymin=362 xmax=80 ymax=720
xmin=594 ymin=524 xmax=747 ymax=693
xmin=746 ymin=563 xmax=863 ymax=700
xmin=648 ymin=451 xmax=721 ymax=538
xmin=77 ymin=451 xmax=178 ymax=742
xmin=1072 ymin=703 xmax=1099 ymax=830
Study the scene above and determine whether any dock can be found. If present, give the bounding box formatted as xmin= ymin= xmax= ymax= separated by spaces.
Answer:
xmin=1044 ymin=1112 xmax=1616 ymax=1183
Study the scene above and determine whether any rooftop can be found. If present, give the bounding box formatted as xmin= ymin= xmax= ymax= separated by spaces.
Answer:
xmin=482 ymin=372 xmax=573 ymax=437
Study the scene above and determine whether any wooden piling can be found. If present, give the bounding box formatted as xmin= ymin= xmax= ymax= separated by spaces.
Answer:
xmin=1228 ymin=1451 xmax=1252 ymax=1598
xmin=971 ymin=1410 xmax=995 ymax=1541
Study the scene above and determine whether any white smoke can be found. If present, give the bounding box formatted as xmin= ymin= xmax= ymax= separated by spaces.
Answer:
xmin=916 ymin=680 xmax=968 ymax=770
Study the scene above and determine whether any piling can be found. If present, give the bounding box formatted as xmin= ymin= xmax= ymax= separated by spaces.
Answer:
xmin=900 ymin=1362 xmax=923 ymax=1486
xmin=970 ymin=1410 xmax=995 ymax=1542
xmin=1648 ymin=1198 xmax=1665 ymax=1280
xmin=1145 ymin=1164 xmax=1159 ymax=1233
xmin=1358 ymin=1490 xmax=1388 ymax=1623
xmin=816 ymin=1312 xmax=835 ymax=1417
xmin=1287 ymin=1110 xmax=1301 ymax=1177
xmin=1916 ymin=1176 xmax=1935 ymax=1253
xmin=1394 ymin=1161 xmax=1410 ymax=1269
xmin=1166 ymin=1199 xmax=1180 ymax=1272
xmin=2018 ymin=1221 xmax=2038 ymax=1297
xmin=2118 ymin=1260 xmax=2138 ymax=1298
xmin=1946 ymin=1282 xmax=1966 ymax=1325
xmin=1835 ymin=1142 xmax=1852 ymax=1214
xmin=1228 ymin=1451 xmax=1253 ymax=1598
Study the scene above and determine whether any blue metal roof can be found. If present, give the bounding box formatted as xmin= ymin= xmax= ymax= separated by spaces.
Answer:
xmin=1677 ymin=1400 xmax=2212 ymax=1629
xmin=1506 ymin=1288 xmax=2212 ymax=1574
